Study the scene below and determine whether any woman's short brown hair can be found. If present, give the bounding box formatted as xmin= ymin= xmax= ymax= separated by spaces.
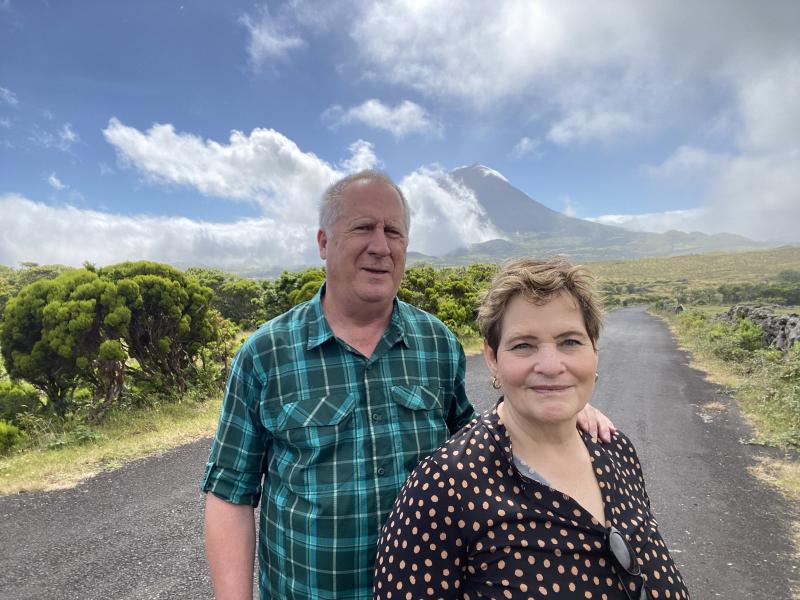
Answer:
xmin=477 ymin=256 xmax=604 ymax=353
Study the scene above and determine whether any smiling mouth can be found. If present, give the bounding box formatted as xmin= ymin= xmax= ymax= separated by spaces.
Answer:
xmin=531 ymin=385 xmax=571 ymax=392
xmin=362 ymin=267 xmax=390 ymax=275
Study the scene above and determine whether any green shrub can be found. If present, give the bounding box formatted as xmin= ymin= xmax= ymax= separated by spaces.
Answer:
xmin=0 ymin=380 xmax=43 ymax=425
xmin=708 ymin=318 xmax=763 ymax=361
xmin=0 ymin=419 xmax=24 ymax=454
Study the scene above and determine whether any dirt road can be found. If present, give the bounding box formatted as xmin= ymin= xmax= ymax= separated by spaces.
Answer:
xmin=0 ymin=307 xmax=796 ymax=598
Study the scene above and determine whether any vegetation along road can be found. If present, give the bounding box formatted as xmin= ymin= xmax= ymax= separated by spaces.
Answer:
xmin=0 ymin=307 xmax=796 ymax=599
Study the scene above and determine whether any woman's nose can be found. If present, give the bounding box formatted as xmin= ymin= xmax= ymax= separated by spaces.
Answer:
xmin=533 ymin=344 xmax=565 ymax=374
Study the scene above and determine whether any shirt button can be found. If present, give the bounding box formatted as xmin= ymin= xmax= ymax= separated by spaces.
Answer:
xmin=371 ymin=412 xmax=381 ymax=422
xmin=377 ymin=467 xmax=385 ymax=476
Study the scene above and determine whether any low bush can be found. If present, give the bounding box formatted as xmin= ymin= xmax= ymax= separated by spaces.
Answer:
xmin=0 ymin=380 xmax=43 ymax=425
xmin=0 ymin=419 xmax=24 ymax=454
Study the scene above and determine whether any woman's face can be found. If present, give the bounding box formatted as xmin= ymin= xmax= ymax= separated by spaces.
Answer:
xmin=484 ymin=292 xmax=598 ymax=426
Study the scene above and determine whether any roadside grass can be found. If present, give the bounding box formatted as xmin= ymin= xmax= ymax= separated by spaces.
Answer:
xmin=654 ymin=306 xmax=800 ymax=565
xmin=0 ymin=397 xmax=221 ymax=495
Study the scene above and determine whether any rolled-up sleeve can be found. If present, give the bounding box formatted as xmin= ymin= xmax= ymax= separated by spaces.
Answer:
xmin=201 ymin=341 xmax=270 ymax=506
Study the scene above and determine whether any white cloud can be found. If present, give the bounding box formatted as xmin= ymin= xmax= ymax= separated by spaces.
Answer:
xmin=47 ymin=173 xmax=66 ymax=190
xmin=643 ymin=145 xmax=729 ymax=180
xmin=562 ymin=196 xmax=576 ymax=218
xmin=323 ymin=99 xmax=442 ymax=139
xmin=0 ymin=194 xmax=317 ymax=271
xmin=0 ymin=86 xmax=17 ymax=106
xmin=547 ymin=110 xmax=639 ymax=146
xmin=100 ymin=120 xmax=497 ymax=262
xmin=103 ymin=117 xmax=338 ymax=226
xmin=587 ymin=208 xmax=709 ymax=234
xmin=704 ymin=151 xmax=800 ymax=243
xmin=0 ymin=117 xmax=11 ymax=128
xmin=59 ymin=123 xmax=78 ymax=146
xmin=29 ymin=122 xmax=80 ymax=152
xmin=240 ymin=4 xmax=305 ymax=70
xmin=401 ymin=167 xmax=503 ymax=256
xmin=346 ymin=1 xmax=799 ymax=152
xmin=511 ymin=136 xmax=541 ymax=159
xmin=0 ymin=165 xmax=503 ymax=270
xmin=339 ymin=139 xmax=381 ymax=173
xmin=638 ymin=57 xmax=800 ymax=243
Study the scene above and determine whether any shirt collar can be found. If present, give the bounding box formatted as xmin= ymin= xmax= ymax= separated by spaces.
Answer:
xmin=480 ymin=398 xmax=605 ymax=482
xmin=305 ymin=283 xmax=411 ymax=351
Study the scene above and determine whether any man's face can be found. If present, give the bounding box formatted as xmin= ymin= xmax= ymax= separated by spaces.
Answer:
xmin=318 ymin=179 xmax=409 ymax=311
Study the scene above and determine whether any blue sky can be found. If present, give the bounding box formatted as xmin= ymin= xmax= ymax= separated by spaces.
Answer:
xmin=1 ymin=0 xmax=798 ymax=271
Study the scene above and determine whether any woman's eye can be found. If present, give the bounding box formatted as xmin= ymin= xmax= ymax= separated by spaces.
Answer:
xmin=561 ymin=339 xmax=583 ymax=347
xmin=511 ymin=342 xmax=533 ymax=351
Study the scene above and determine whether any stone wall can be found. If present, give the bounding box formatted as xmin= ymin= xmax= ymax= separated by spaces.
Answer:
xmin=717 ymin=304 xmax=800 ymax=352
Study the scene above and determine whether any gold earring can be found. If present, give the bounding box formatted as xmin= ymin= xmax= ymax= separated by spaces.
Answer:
xmin=491 ymin=376 xmax=502 ymax=390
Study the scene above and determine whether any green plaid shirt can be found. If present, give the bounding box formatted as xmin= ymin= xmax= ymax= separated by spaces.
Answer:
xmin=202 ymin=286 xmax=475 ymax=599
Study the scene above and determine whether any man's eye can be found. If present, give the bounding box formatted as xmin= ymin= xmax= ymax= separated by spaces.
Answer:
xmin=561 ymin=339 xmax=583 ymax=347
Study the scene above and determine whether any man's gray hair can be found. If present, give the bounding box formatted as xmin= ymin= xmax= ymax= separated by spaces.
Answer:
xmin=319 ymin=170 xmax=411 ymax=233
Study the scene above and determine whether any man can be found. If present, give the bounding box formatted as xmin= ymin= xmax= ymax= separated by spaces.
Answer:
xmin=202 ymin=170 xmax=613 ymax=599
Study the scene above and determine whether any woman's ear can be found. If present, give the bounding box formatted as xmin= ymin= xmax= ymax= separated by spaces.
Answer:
xmin=483 ymin=340 xmax=498 ymax=377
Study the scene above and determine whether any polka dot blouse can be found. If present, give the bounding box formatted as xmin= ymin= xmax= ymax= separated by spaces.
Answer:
xmin=374 ymin=400 xmax=689 ymax=599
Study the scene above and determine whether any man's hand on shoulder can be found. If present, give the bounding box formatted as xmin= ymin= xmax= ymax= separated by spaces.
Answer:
xmin=576 ymin=403 xmax=616 ymax=443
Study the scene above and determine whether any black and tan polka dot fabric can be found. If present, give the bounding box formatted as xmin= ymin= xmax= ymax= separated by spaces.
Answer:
xmin=374 ymin=400 xmax=689 ymax=599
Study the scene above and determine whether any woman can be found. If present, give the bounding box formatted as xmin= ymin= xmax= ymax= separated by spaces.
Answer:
xmin=374 ymin=257 xmax=689 ymax=600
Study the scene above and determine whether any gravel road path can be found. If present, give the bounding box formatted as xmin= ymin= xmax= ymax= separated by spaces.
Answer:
xmin=0 ymin=307 xmax=796 ymax=599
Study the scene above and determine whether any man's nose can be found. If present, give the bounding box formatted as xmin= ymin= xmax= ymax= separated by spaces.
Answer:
xmin=367 ymin=228 xmax=391 ymax=255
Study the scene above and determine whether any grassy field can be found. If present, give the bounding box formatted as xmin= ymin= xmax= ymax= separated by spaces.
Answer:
xmin=587 ymin=245 xmax=800 ymax=284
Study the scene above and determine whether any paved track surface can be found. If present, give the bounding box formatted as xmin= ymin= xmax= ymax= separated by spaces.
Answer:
xmin=1 ymin=307 xmax=797 ymax=599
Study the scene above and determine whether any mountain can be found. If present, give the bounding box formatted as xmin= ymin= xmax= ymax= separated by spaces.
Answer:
xmin=430 ymin=164 xmax=765 ymax=265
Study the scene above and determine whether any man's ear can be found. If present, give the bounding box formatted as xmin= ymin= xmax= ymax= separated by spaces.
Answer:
xmin=317 ymin=229 xmax=328 ymax=261
xmin=482 ymin=339 xmax=498 ymax=378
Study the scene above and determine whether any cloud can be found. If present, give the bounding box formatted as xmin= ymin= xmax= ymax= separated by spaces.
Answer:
xmin=562 ymin=196 xmax=577 ymax=218
xmin=29 ymin=122 xmax=80 ymax=152
xmin=400 ymin=167 xmax=503 ymax=256
xmin=0 ymin=167 xmax=502 ymax=270
xmin=587 ymin=208 xmax=710 ymax=234
xmin=547 ymin=110 xmax=639 ymax=146
xmin=240 ymin=4 xmax=305 ymax=70
xmin=346 ymin=1 xmax=799 ymax=151
xmin=103 ymin=117 xmax=338 ymax=226
xmin=0 ymin=86 xmax=17 ymax=106
xmin=510 ymin=136 xmax=541 ymax=159
xmin=0 ymin=194 xmax=317 ymax=271
xmin=339 ymin=139 xmax=381 ymax=173
xmin=704 ymin=151 xmax=800 ymax=243
xmin=59 ymin=123 xmax=78 ymax=145
xmin=0 ymin=117 xmax=11 ymax=129
xmin=642 ymin=145 xmax=729 ymax=180
xmin=638 ymin=58 xmax=800 ymax=243
xmin=323 ymin=99 xmax=442 ymax=139
xmin=100 ymin=120 xmax=496 ymax=261
xmin=47 ymin=173 xmax=66 ymax=190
